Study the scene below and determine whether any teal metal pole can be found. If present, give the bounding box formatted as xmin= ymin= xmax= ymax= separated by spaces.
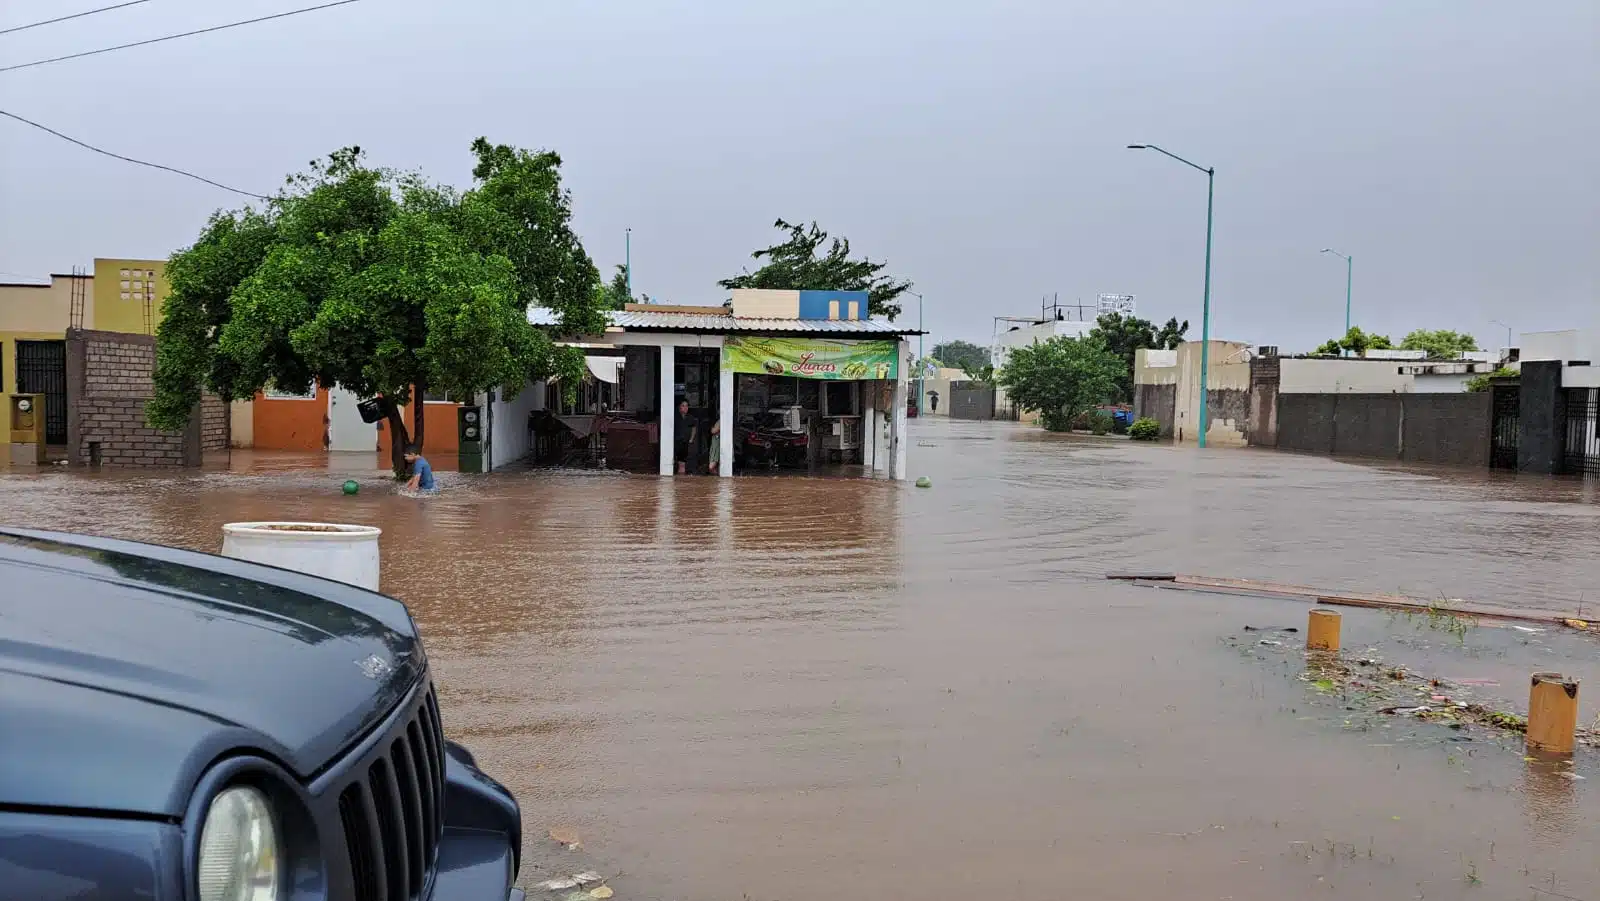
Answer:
xmin=1344 ymin=254 xmax=1352 ymax=335
xmin=910 ymin=290 xmax=925 ymax=415
xmin=1126 ymin=144 xmax=1216 ymax=448
xmin=625 ymin=228 xmax=632 ymax=300
xmin=1198 ymin=167 xmax=1213 ymax=448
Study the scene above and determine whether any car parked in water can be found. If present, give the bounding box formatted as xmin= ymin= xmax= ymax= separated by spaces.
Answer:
xmin=0 ymin=528 xmax=524 ymax=901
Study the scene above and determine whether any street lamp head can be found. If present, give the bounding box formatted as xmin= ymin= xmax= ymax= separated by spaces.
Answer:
xmin=1320 ymin=248 xmax=1333 ymax=253
xmin=1126 ymin=144 xmax=1148 ymax=149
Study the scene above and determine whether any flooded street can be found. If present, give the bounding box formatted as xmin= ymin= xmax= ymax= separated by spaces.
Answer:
xmin=5 ymin=419 xmax=1600 ymax=899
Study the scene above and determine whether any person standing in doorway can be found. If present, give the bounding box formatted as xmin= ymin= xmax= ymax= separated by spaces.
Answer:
xmin=674 ymin=398 xmax=698 ymax=474
xmin=708 ymin=420 xmax=721 ymax=475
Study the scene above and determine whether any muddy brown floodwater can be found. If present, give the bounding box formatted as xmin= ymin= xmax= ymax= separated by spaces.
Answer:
xmin=5 ymin=418 xmax=1600 ymax=900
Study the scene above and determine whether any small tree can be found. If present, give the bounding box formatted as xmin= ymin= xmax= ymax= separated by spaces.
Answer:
xmin=930 ymin=339 xmax=990 ymax=374
xmin=1400 ymin=329 xmax=1478 ymax=359
xmin=718 ymin=219 xmax=912 ymax=319
xmin=996 ymin=336 xmax=1122 ymax=432
xmin=1313 ymin=326 xmax=1393 ymax=357
xmin=1088 ymin=312 xmax=1188 ymax=402
xmin=594 ymin=264 xmax=632 ymax=310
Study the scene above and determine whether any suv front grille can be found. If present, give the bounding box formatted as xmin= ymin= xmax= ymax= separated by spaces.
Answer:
xmin=338 ymin=685 xmax=447 ymax=901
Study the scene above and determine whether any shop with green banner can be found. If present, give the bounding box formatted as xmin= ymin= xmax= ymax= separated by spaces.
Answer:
xmin=724 ymin=336 xmax=900 ymax=469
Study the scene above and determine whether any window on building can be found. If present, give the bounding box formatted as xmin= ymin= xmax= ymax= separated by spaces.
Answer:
xmin=264 ymin=382 xmax=316 ymax=400
xmin=424 ymin=390 xmax=459 ymax=403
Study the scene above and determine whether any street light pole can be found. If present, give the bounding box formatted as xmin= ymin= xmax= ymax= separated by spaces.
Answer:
xmin=1128 ymin=144 xmax=1215 ymax=448
xmin=1320 ymin=248 xmax=1352 ymax=336
xmin=625 ymin=228 xmax=632 ymax=300
xmin=908 ymin=290 xmax=925 ymax=415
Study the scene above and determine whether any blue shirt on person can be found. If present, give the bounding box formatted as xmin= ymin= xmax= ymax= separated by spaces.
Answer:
xmin=412 ymin=456 xmax=435 ymax=490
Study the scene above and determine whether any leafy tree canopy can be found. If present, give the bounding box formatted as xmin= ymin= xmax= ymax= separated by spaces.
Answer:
xmin=995 ymin=335 xmax=1123 ymax=432
xmin=929 ymin=339 xmax=989 ymax=374
xmin=594 ymin=264 xmax=632 ymax=310
xmin=718 ymin=219 xmax=912 ymax=319
xmin=1400 ymin=329 xmax=1478 ymax=359
xmin=1314 ymin=326 xmax=1393 ymax=357
xmin=1087 ymin=312 xmax=1188 ymax=403
xmin=150 ymin=140 xmax=602 ymax=473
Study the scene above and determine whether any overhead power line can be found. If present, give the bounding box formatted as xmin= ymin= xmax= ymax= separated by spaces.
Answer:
xmin=0 ymin=1 xmax=158 ymax=36
xmin=0 ymin=0 xmax=362 ymax=73
xmin=0 ymin=108 xmax=269 ymax=199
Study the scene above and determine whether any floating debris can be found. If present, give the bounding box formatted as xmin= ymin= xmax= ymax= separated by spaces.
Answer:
xmin=547 ymin=826 xmax=582 ymax=850
xmin=590 ymin=888 xmax=615 ymax=899
xmin=572 ymin=872 xmax=603 ymax=886
xmin=537 ymin=878 xmax=580 ymax=891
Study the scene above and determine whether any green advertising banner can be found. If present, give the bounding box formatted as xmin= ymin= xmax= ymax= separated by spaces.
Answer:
xmin=723 ymin=336 xmax=899 ymax=381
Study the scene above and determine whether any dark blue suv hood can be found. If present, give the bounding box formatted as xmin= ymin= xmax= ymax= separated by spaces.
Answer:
xmin=0 ymin=529 xmax=425 ymax=817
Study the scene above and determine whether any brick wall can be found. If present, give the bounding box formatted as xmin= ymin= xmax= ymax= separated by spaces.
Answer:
xmin=201 ymin=393 xmax=229 ymax=451
xmin=84 ymin=336 xmax=157 ymax=396
xmin=66 ymin=329 xmax=221 ymax=467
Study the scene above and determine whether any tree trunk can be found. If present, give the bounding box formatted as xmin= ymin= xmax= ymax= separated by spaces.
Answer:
xmin=412 ymin=378 xmax=427 ymax=451
xmin=385 ymin=402 xmax=410 ymax=477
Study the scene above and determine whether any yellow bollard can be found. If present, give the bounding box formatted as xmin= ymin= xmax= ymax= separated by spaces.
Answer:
xmin=1306 ymin=608 xmax=1341 ymax=651
xmin=1527 ymin=672 xmax=1580 ymax=754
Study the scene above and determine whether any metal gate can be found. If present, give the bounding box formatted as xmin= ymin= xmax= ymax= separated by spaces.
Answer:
xmin=1489 ymin=384 xmax=1519 ymax=470
xmin=949 ymin=382 xmax=996 ymax=420
xmin=1565 ymin=388 xmax=1600 ymax=477
xmin=15 ymin=340 xmax=68 ymax=445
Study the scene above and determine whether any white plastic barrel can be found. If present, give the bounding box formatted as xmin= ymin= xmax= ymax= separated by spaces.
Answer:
xmin=221 ymin=522 xmax=382 ymax=591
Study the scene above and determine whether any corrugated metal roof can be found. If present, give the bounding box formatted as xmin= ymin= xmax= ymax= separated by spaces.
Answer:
xmin=527 ymin=308 xmax=920 ymax=335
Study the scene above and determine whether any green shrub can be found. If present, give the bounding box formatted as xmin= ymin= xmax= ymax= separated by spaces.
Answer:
xmin=1088 ymin=411 xmax=1113 ymax=435
xmin=1128 ymin=417 xmax=1161 ymax=441
xmin=1038 ymin=409 xmax=1067 ymax=432
xmin=1465 ymin=367 xmax=1518 ymax=392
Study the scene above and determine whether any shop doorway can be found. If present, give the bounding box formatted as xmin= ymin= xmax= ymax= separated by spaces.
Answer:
xmin=732 ymin=373 xmax=870 ymax=473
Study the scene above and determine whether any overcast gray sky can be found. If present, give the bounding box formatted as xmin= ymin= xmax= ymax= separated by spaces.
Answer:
xmin=2 ymin=0 xmax=1595 ymax=351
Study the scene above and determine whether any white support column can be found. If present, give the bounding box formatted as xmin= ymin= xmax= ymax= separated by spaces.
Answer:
xmin=862 ymin=381 xmax=877 ymax=471
xmin=659 ymin=341 xmax=676 ymax=475
xmin=891 ymin=341 xmax=910 ymax=480
xmin=718 ymin=340 xmax=734 ymax=478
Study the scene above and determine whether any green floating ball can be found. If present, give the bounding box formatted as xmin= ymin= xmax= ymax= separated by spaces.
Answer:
xmin=342 ymin=480 xmax=360 ymax=496
xmin=915 ymin=476 xmax=932 ymax=488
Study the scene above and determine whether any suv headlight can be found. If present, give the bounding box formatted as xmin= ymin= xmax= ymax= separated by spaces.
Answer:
xmin=197 ymin=786 xmax=281 ymax=901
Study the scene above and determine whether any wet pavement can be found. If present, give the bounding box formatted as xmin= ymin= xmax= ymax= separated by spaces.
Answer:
xmin=4 ymin=419 xmax=1600 ymax=899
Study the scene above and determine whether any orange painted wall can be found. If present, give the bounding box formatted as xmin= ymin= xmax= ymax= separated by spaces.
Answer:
xmin=252 ymin=389 xmax=329 ymax=451
xmin=376 ymin=401 xmax=459 ymax=459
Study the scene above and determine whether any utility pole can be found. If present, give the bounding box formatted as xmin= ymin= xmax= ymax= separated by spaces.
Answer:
xmin=625 ymin=228 xmax=633 ymax=301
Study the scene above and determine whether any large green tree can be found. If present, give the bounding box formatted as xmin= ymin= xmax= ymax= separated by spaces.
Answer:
xmin=930 ymin=339 xmax=989 ymax=374
xmin=1400 ymin=329 xmax=1478 ymax=359
xmin=150 ymin=140 xmax=601 ymax=474
xmin=996 ymin=335 xmax=1123 ymax=432
xmin=1087 ymin=312 xmax=1188 ymax=402
xmin=718 ymin=219 xmax=912 ymax=319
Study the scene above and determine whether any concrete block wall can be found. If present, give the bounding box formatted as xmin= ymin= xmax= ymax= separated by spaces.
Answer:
xmin=201 ymin=394 xmax=229 ymax=451
xmin=66 ymin=328 xmax=218 ymax=467
xmin=1275 ymin=392 xmax=1490 ymax=466
xmin=76 ymin=398 xmax=189 ymax=466
xmin=84 ymin=337 xmax=157 ymax=396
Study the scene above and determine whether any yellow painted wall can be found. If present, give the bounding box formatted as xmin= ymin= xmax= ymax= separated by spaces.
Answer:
xmin=93 ymin=258 xmax=167 ymax=334
xmin=1 ymin=330 xmax=71 ymax=447
xmin=0 ymin=275 xmax=88 ymax=333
